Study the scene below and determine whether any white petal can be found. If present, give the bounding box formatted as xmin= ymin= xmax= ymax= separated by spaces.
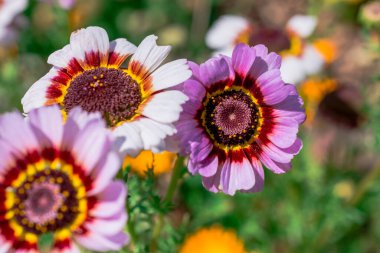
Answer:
xmin=280 ymin=56 xmax=306 ymax=85
xmin=113 ymin=122 xmax=144 ymax=157
xmin=286 ymin=15 xmax=317 ymax=38
xmin=206 ymin=15 xmax=250 ymax=50
xmin=135 ymin=118 xmax=176 ymax=152
xmin=150 ymin=59 xmax=192 ymax=91
xmin=301 ymin=45 xmax=325 ymax=75
xmin=21 ymin=67 xmax=60 ymax=113
xmin=0 ymin=0 xmax=27 ymax=26
xmin=109 ymin=38 xmax=137 ymax=66
xmin=129 ymin=35 xmax=171 ymax=79
xmin=70 ymin=26 xmax=110 ymax=68
xmin=48 ymin=44 xmax=75 ymax=68
xmin=141 ymin=90 xmax=188 ymax=123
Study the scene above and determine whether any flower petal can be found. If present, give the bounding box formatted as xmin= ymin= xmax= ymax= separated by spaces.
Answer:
xmin=286 ymin=15 xmax=317 ymax=38
xmin=141 ymin=90 xmax=188 ymax=124
xmin=150 ymin=59 xmax=192 ymax=91
xmin=108 ymin=38 xmax=137 ymax=67
xmin=206 ymin=15 xmax=250 ymax=50
xmin=129 ymin=35 xmax=171 ymax=80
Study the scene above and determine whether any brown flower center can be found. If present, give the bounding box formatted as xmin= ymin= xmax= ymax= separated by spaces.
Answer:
xmin=64 ymin=67 xmax=142 ymax=126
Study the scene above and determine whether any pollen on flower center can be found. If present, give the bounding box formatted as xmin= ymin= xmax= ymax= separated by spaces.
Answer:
xmin=11 ymin=168 xmax=81 ymax=235
xmin=24 ymin=182 xmax=63 ymax=225
xmin=64 ymin=67 xmax=142 ymax=126
xmin=202 ymin=89 xmax=260 ymax=148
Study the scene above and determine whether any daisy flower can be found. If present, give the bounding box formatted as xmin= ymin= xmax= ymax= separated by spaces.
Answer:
xmin=123 ymin=150 xmax=177 ymax=176
xmin=22 ymin=26 xmax=191 ymax=156
xmin=0 ymin=105 xmax=128 ymax=252
xmin=176 ymin=43 xmax=305 ymax=195
xmin=180 ymin=226 xmax=247 ymax=253
xmin=205 ymin=14 xmax=335 ymax=84
xmin=0 ymin=0 xmax=27 ymax=45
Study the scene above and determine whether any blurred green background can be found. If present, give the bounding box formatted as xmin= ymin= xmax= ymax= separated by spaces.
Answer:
xmin=2 ymin=0 xmax=380 ymax=252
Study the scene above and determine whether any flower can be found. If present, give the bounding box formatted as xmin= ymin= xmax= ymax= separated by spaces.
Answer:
xmin=300 ymin=78 xmax=338 ymax=125
xmin=180 ymin=226 xmax=247 ymax=253
xmin=0 ymin=105 xmax=128 ymax=252
xmin=123 ymin=150 xmax=177 ymax=176
xmin=22 ymin=26 xmax=191 ymax=156
xmin=176 ymin=44 xmax=305 ymax=195
xmin=205 ymin=14 xmax=331 ymax=84
xmin=0 ymin=0 xmax=27 ymax=46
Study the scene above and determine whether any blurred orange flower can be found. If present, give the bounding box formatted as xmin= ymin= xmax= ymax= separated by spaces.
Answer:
xmin=180 ymin=226 xmax=248 ymax=253
xmin=123 ymin=150 xmax=177 ymax=176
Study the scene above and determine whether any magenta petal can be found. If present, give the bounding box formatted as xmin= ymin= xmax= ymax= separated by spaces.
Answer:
xmin=232 ymin=43 xmax=256 ymax=77
xmin=189 ymin=136 xmax=213 ymax=163
xmin=188 ymin=61 xmax=202 ymax=82
xmin=272 ymin=85 xmax=306 ymax=124
xmin=182 ymin=79 xmax=206 ymax=102
xmin=280 ymin=138 xmax=303 ymax=155
xmin=258 ymin=140 xmax=294 ymax=163
xmin=242 ymin=157 xmax=265 ymax=193
xmin=199 ymin=56 xmax=234 ymax=88
xmin=259 ymin=151 xmax=292 ymax=174
xmin=198 ymin=153 xmax=218 ymax=177
xmin=267 ymin=119 xmax=299 ymax=148
xmin=202 ymin=169 xmax=221 ymax=193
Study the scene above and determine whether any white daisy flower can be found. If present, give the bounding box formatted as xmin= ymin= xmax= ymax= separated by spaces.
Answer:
xmin=22 ymin=26 xmax=192 ymax=156
xmin=0 ymin=0 xmax=27 ymax=45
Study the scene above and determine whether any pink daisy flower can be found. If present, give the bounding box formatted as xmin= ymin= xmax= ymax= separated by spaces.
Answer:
xmin=0 ymin=106 xmax=128 ymax=252
xmin=176 ymin=43 xmax=306 ymax=195
xmin=22 ymin=26 xmax=191 ymax=156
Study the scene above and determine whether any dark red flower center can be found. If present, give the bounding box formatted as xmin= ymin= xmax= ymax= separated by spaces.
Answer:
xmin=202 ymin=89 xmax=261 ymax=148
xmin=249 ymin=28 xmax=291 ymax=53
xmin=64 ymin=67 xmax=142 ymax=126
xmin=12 ymin=169 xmax=80 ymax=235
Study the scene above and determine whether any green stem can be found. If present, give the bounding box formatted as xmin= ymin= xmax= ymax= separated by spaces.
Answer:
xmin=150 ymin=156 xmax=184 ymax=253
xmin=349 ymin=165 xmax=380 ymax=206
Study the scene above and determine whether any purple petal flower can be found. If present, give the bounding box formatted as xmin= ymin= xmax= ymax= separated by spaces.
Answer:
xmin=0 ymin=105 xmax=128 ymax=252
xmin=176 ymin=43 xmax=306 ymax=195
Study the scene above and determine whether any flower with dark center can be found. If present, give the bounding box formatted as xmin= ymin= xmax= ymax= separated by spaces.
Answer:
xmin=0 ymin=0 xmax=27 ymax=45
xmin=0 ymin=105 xmax=128 ymax=252
xmin=205 ymin=14 xmax=331 ymax=85
xmin=22 ymin=26 xmax=191 ymax=156
xmin=175 ymin=44 xmax=306 ymax=195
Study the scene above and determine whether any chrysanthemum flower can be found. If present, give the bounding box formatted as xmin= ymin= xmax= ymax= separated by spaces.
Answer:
xmin=123 ymin=150 xmax=177 ymax=176
xmin=176 ymin=43 xmax=305 ymax=195
xmin=0 ymin=0 xmax=27 ymax=45
xmin=206 ymin=14 xmax=332 ymax=84
xmin=22 ymin=26 xmax=191 ymax=156
xmin=180 ymin=226 xmax=247 ymax=253
xmin=0 ymin=105 xmax=128 ymax=252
